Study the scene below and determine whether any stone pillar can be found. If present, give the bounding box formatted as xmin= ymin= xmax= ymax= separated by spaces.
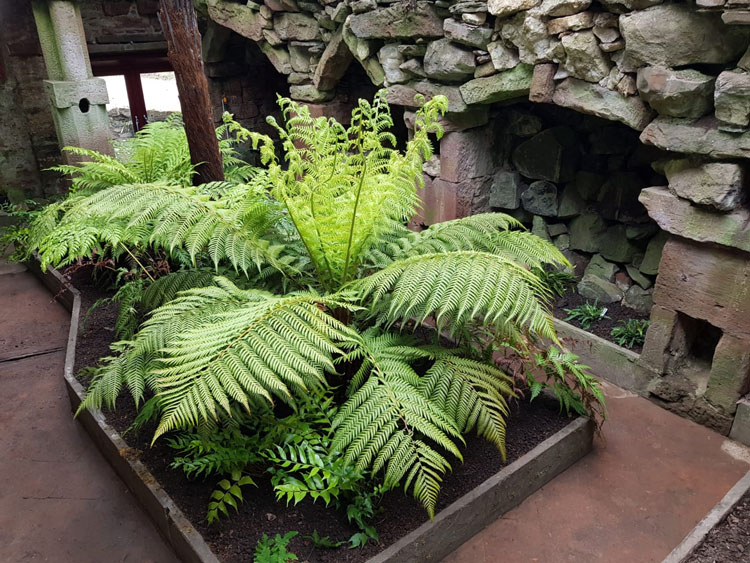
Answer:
xmin=31 ymin=0 xmax=111 ymax=158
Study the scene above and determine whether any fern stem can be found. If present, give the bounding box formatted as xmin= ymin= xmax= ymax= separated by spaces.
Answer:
xmin=341 ymin=146 xmax=367 ymax=287
xmin=119 ymin=242 xmax=155 ymax=282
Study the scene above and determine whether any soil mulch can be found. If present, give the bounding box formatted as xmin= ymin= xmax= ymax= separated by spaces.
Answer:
xmin=70 ymin=268 xmax=575 ymax=563
xmin=687 ymin=492 xmax=750 ymax=563
xmin=552 ymin=289 xmax=649 ymax=354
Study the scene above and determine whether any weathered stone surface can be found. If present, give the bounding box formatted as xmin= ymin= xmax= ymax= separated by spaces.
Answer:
xmin=490 ymin=170 xmax=525 ymax=208
xmin=313 ymin=29 xmax=353 ymax=90
xmin=664 ymin=160 xmax=746 ymax=212
xmin=423 ymin=155 xmax=440 ymax=177
xmin=569 ymin=213 xmax=607 ymax=252
xmin=474 ymin=62 xmax=496 ymax=79
xmin=532 ymin=215 xmax=551 ymax=241
xmin=653 ymin=237 xmax=750 ymax=340
xmin=577 ymin=274 xmax=623 ymax=303
xmin=459 ymin=64 xmax=533 ymax=104
xmin=404 ymin=106 xmax=489 ymax=132
xmin=597 ymin=172 xmax=646 ymax=223
xmin=487 ymin=0 xmax=539 ymax=18
xmin=347 ymin=2 xmax=444 ymax=39
xmin=207 ymin=0 xmax=264 ymax=41
xmin=730 ymin=398 xmax=750 ymax=446
xmin=620 ymin=5 xmax=749 ymax=67
xmin=539 ymin=0 xmax=591 ymax=17
xmin=557 ymin=186 xmax=586 ymax=218
xmin=443 ymin=19 xmax=492 ymax=49
xmin=259 ymin=41 xmax=292 ymax=74
xmin=424 ymin=39 xmax=476 ymax=82
xmin=554 ymin=233 xmax=571 ymax=250
xmin=625 ymin=223 xmax=658 ymax=241
xmin=400 ymin=58 xmax=427 ymax=78
xmin=623 ymin=285 xmax=653 ymax=314
xmin=584 ymin=253 xmax=617 ymax=282
xmin=387 ymin=81 xmax=467 ymax=113
xmin=639 ymin=187 xmax=750 ymax=254
xmin=552 ymin=78 xmax=654 ymax=130
xmin=626 ymin=264 xmax=653 ymax=289
xmin=592 ymin=25 xmax=619 ymax=44
xmin=289 ymin=84 xmax=333 ymax=102
xmin=500 ymin=12 xmax=563 ymax=64
xmin=636 ymin=66 xmax=715 ymax=119
xmin=548 ymin=223 xmax=568 ymax=236
xmin=440 ymin=127 xmax=494 ymax=182
xmin=529 ymin=63 xmax=557 ymax=103
xmin=641 ymin=117 xmax=750 ymax=160
xmin=547 ymin=12 xmax=594 ymax=34
xmin=378 ymin=43 xmax=409 ymax=85
xmin=705 ymin=335 xmax=750 ymax=413
xmin=600 ymin=224 xmax=640 ymax=263
xmin=638 ymin=228 xmax=667 ymax=275
xmin=487 ymin=41 xmax=520 ymax=72
xmin=463 ymin=12 xmax=486 ymax=25
xmin=715 ymin=71 xmax=750 ymax=131
xmin=504 ymin=109 xmax=543 ymax=137
xmin=561 ymin=31 xmax=611 ymax=83
xmin=573 ymin=171 xmax=603 ymax=201
xmin=398 ymin=44 xmax=427 ymax=57
xmin=274 ymin=12 xmax=318 ymax=40
xmin=512 ymin=126 xmax=578 ymax=182
xmin=521 ymin=180 xmax=558 ymax=216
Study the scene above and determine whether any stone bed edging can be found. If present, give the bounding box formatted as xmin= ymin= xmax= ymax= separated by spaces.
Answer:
xmin=31 ymin=260 xmax=594 ymax=563
xmin=662 ymin=471 xmax=750 ymax=563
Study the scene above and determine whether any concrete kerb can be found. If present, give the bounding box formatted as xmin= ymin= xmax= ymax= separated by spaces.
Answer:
xmin=663 ymin=471 xmax=750 ymax=563
xmin=29 ymin=259 xmax=595 ymax=563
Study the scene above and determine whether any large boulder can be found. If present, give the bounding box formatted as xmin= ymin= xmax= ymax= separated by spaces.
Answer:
xmin=636 ymin=66 xmax=715 ymax=119
xmin=423 ymin=39 xmax=476 ymax=82
xmin=577 ymin=275 xmax=623 ymax=303
xmin=459 ymin=64 xmax=533 ymax=104
xmin=553 ymin=78 xmax=654 ymax=130
xmin=346 ymin=2 xmax=444 ymax=39
xmin=620 ymin=5 xmax=749 ymax=67
xmin=207 ymin=0 xmax=263 ymax=41
xmin=490 ymin=170 xmax=526 ymax=209
xmin=560 ymin=31 xmax=611 ymax=83
xmin=640 ymin=117 xmax=750 ymax=160
xmin=715 ymin=71 xmax=750 ymax=131
xmin=600 ymin=224 xmax=640 ymax=263
xmin=569 ymin=212 xmax=607 ymax=252
xmin=584 ymin=253 xmax=617 ymax=282
xmin=386 ymin=81 xmax=468 ymax=113
xmin=511 ymin=126 xmax=578 ymax=182
xmin=521 ymin=180 xmax=558 ymax=216
xmin=443 ymin=19 xmax=492 ymax=49
xmin=274 ymin=13 xmax=318 ymax=41
xmin=664 ymin=160 xmax=746 ymax=212
xmin=313 ymin=29 xmax=353 ymax=90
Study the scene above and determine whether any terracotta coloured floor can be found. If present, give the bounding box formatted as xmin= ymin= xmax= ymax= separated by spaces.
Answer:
xmin=443 ymin=383 xmax=750 ymax=563
xmin=0 ymin=266 xmax=178 ymax=563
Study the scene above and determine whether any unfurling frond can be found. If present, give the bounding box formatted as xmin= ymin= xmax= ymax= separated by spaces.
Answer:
xmin=356 ymin=250 xmax=556 ymax=340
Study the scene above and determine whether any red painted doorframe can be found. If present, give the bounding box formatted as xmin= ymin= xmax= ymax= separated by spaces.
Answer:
xmin=90 ymin=52 xmax=173 ymax=132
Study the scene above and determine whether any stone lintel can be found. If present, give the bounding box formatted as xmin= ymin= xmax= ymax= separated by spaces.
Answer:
xmin=45 ymin=78 xmax=109 ymax=109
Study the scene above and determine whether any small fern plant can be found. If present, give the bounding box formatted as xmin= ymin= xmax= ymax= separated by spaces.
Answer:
xmin=25 ymin=91 xmax=600 ymax=518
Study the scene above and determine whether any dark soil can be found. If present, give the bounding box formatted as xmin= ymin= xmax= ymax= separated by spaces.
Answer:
xmin=71 ymin=267 xmax=574 ymax=563
xmin=552 ymin=289 xmax=649 ymax=354
xmin=687 ymin=492 xmax=750 ymax=563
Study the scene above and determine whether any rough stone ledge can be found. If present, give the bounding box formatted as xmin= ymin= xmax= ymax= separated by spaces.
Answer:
xmin=641 ymin=116 xmax=750 ymax=159
xmin=554 ymin=318 xmax=655 ymax=395
xmin=663 ymin=471 xmax=750 ymax=563
xmin=28 ymin=259 xmax=594 ymax=563
xmin=639 ymin=186 xmax=750 ymax=254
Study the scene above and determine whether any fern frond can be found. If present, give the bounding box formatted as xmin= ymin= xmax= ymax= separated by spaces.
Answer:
xmin=356 ymin=251 xmax=556 ymax=340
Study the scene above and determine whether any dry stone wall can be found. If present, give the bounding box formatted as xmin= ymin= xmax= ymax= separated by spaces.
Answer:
xmin=200 ymin=0 xmax=750 ymax=435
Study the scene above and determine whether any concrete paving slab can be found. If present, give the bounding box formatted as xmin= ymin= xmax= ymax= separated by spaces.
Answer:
xmin=0 ymin=272 xmax=70 ymax=360
xmin=0 ymin=271 xmax=178 ymax=563
xmin=443 ymin=382 xmax=750 ymax=563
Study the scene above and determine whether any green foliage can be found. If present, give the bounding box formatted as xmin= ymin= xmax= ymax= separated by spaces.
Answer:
xmin=207 ymin=469 xmax=256 ymax=524
xmin=535 ymin=267 xmax=576 ymax=298
xmin=254 ymin=531 xmax=299 ymax=563
xmin=611 ymin=318 xmax=650 ymax=349
xmin=26 ymin=91 xmax=605 ymax=520
xmin=564 ymin=300 xmax=610 ymax=330
xmin=528 ymin=348 xmax=606 ymax=422
xmin=304 ymin=530 xmax=345 ymax=549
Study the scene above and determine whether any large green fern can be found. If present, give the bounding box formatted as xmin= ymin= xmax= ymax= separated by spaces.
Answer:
xmin=25 ymin=91 xmax=601 ymax=518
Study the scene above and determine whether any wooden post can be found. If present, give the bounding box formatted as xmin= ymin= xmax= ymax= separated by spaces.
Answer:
xmin=159 ymin=0 xmax=224 ymax=183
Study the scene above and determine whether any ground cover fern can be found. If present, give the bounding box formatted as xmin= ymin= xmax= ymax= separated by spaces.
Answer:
xmin=23 ymin=91 xmax=604 ymax=523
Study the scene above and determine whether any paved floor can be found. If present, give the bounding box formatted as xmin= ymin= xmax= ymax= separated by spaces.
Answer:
xmin=0 ymin=265 xmax=178 ymax=563
xmin=444 ymin=383 xmax=750 ymax=563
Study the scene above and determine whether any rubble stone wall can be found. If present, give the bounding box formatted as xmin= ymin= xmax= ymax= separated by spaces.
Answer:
xmin=200 ymin=0 xmax=750 ymax=434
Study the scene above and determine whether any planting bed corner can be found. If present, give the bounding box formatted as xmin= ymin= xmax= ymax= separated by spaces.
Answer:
xmin=31 ymin=260 xmax=595 ymax=563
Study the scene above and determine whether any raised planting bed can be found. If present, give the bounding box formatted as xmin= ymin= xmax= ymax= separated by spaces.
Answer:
xmin=665 ymin=472 xmax=750 ymax=563
xmin=33 ymin=262 xmax=594 ymax=563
